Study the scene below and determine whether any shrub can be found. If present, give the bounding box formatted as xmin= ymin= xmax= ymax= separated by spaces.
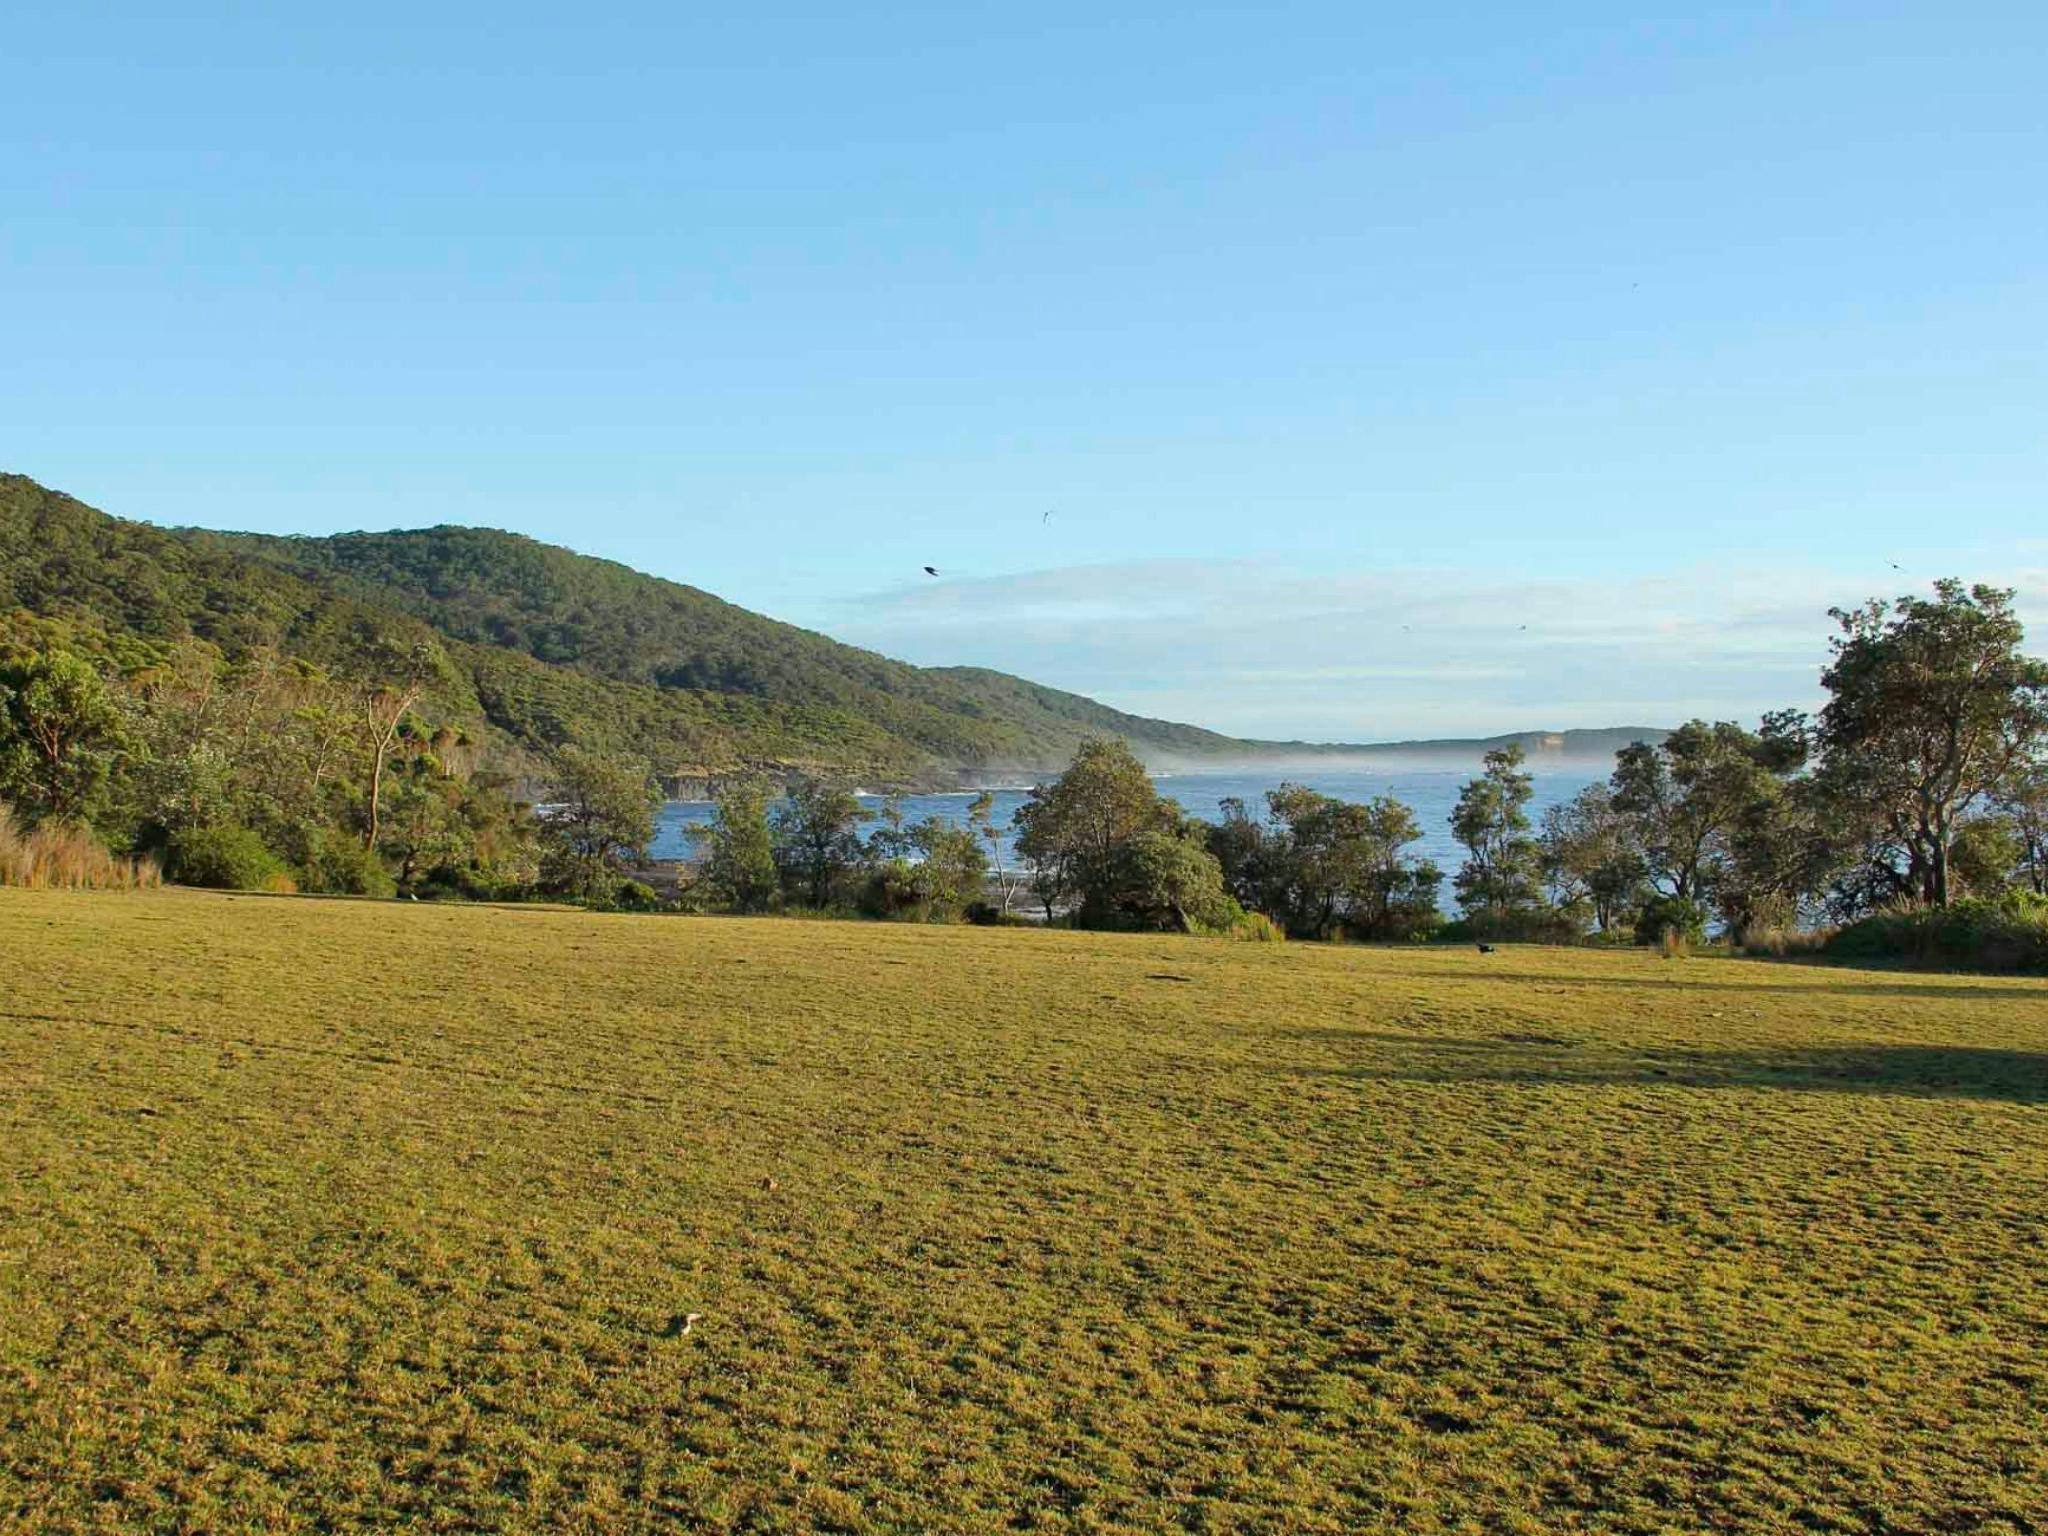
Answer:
xmin=855 ymin=858 xmax=922 ymax=920
xmin=1451 ymin=905 xmax=1585 ymax=945
xmin=415 ymin=864 xmax=533 ymax=904
xmin=168 ymin=824 xmax=288 ymax=890
xmin=1827 ymin=892 xmax=2048 ymax=973
xmin=1228 ymin=910 xmax=1286 ymax=943
xmin=0 ymin=805 xmax=161 ymax=890
xmin=612 ymin=878 xmax=661 ymax=912
xmin=298 ymin=832 xmax=397 ymax=898
xmin=1635 ymin=895 xmax=1708 ymax=949
xmin=962 ymin=900 xmax=1031 ymax=927
xmin=1346 ymin=908 xmax=1441 ymax=944
xmin=1582 ymin=924 xmax=1637 ymax=948
xmin=554 ymin=873 xmax=664 ymax=912
xmin=1526 ymin=906 xmax=1591 ymax=944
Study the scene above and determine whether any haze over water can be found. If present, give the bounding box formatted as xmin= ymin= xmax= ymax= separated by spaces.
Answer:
xmin=651 ymin=766 xmax=1609 ymax=869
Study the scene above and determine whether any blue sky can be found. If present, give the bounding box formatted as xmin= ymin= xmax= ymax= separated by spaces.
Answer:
xmin=6 ymin=2 xmax=2044 ymax=738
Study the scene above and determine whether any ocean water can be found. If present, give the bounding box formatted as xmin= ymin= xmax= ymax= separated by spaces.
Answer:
xmin=649 ymin=766 xmax=1609 ymax=870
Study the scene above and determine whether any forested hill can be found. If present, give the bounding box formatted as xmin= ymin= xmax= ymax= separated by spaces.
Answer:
xmin=219 ymin=522 xmax=1237 ymax=756
xmin=0 ymin=474 xmax=1245 ymax=784
xmin=2 ymin=474 xmax=1668 ymax=783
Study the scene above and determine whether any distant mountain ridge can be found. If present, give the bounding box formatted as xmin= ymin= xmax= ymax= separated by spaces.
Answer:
xmin=0 ymin=473 xmax=1665 ymax=785
xmin=1260 ymin=727 xmax=1666 ymax=765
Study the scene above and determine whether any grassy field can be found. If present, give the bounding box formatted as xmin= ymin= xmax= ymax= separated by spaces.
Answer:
xmin=3 ymin=891 xmax=2045 ymax=1534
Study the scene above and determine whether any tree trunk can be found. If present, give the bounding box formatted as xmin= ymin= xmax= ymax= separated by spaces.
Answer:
xmin=366 ymin=737 xmax=389 ymax=852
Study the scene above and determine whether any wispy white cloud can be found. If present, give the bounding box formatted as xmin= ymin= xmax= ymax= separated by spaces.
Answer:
xmin=822 ymin=560 xmax=2048 ymax=740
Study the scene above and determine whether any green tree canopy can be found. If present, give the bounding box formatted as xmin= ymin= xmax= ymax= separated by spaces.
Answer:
xmin=769 ymin=777 xmax=871 ymax=907
xmin=1450 ymin=745 xmax=1544 ymax=935
xmin=539 ymin=746 xmax=660 ymax=902
xmin=1012 ymin=738 xmax=1171 ymax=920
xmin=905 ymin=818 xmax=989 ymax=921
xmin=1011 ymin=738 xmax=1231 ymax=930
xmin=0 ymin=649 xmax=131 ymax=825
xmin=1212 ymin=784 xmax=1440 ymax=939
xmin=2004 ymin=763 xmax=2048 ymax=897
xmin=1538 ymin=784 xmax=1646 ymax=935
xmin=1609 ymin=721 xmax=1792 ymax=904
xmin=698 ymin=776 xmax=779 ymax=913
xmin=1813 ymin=580 xmax=2048 ymax=907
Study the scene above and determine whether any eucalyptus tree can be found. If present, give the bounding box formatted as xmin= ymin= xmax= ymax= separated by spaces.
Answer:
xmin=1450 ymin=745 xmax=1543 ymax=933
xmin=541 ymin=746 xmax=661 ymax=902
xmin=1812 ymin=581 xmax=2048 ymax=907
xmin=967 ymin=790 xmax=1024 ymax=915
xmin=346 ymin=635 xmax=447 ymax=853
xmin=1538 ymin=784 xmax=1646 ymax=934
xmin=2005 ymin=764 xmax=2048 ymax=896
xmin=770 ymin=776 xmax=870 ymax=907
xmin=1609 ymin=721 xmax=1796 ymax=906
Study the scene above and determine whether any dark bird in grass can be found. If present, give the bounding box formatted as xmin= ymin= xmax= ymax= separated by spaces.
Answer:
xmin=1476 ymin=943 xmax=1496 ymax=954
xmin=923 ymin=566 xmax=940 ymax=577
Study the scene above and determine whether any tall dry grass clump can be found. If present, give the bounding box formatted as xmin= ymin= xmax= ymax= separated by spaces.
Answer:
xmin=1739 ymin=922 xmax=1834 ymax=959
xmin=0 ymin=805 xmax=162 ymax=891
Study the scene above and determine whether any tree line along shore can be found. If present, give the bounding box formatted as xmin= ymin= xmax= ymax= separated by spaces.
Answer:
xmin=4 ymin=580 xmax=2044 ymax=970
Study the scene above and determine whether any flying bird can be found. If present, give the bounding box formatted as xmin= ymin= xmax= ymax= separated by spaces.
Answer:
xmin=1043 ymin=509 xmax=1053 ymax=525
xmin=923 ymin=566 xmax=940 ymax=577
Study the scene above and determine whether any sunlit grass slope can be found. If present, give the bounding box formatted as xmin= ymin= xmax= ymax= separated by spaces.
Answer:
xmin=3 ymin=891 xmax=2045 ymax=1533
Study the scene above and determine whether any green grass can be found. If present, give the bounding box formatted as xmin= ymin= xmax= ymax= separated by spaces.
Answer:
xmin=3 ymin=891 xmax=2046 ymax=1533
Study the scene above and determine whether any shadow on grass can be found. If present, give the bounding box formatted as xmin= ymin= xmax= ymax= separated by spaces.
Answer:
xmin=1295 ymin=1039 xmax=2048 ymax=1102
xmin=1444 ymin=969 xmax=2046 ymax=1002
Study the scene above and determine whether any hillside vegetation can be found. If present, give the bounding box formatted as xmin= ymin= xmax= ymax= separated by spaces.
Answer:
xmin=4 ymin=888 xmax=2044 ymax=1532
xmin=0 ymin=474 xmax=1242 ymax=784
